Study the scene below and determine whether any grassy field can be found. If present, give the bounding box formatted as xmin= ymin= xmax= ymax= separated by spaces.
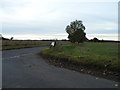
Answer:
xmin=1 ymin=40 xmax=52 ymax=50
xmin=40 ymin=42 xmax=119 ymax=73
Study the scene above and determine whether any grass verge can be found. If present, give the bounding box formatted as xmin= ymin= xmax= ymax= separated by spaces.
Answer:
xmin=40 ymin=42 xmax=120 ymax=81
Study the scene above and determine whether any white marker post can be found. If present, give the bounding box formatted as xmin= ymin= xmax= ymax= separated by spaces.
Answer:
xmin=50 ymin=41 xmax=56 ymax=48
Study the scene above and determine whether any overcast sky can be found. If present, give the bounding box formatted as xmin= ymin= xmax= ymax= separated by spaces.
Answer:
xmin=0 ymin=0 xmax=119 ymax=40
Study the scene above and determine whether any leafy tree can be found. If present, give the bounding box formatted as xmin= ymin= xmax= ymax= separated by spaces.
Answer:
xmin=10 ymin=37 xmax=13 ymax=40
xmin=0 ymin=34 xmax=9 ymax=40
xmin=93 ymin=37 xmax=99 ymax=42
xmin=66 ymin=20 xmax=86 ymax=43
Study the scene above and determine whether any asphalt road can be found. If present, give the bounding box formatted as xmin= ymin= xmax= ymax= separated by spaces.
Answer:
xmin=2 ymin=47 xmax=118 ymax=88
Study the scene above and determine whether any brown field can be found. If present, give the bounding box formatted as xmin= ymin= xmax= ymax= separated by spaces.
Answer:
xmin=1 ymin=40 xmax=70 ymax=50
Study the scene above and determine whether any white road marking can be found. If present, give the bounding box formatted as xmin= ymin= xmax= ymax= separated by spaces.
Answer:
xmin=114 ymin=83 xmax=118 ymax=87
xmin=3 ymin=53 xmax=33 ymax=60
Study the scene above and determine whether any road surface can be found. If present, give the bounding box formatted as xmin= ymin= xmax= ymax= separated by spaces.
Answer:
xmin=2 ymin=47 xmax=118 ymax=88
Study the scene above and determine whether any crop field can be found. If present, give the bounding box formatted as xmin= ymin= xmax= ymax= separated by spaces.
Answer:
xmin=40 ymin=42 xmax=119 ymax=73
xmin=1 ymin=40 xmax=52 ymax=50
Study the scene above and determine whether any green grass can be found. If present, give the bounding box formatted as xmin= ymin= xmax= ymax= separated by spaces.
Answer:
xmin=41 ymin=42 xmax=119 ymax=72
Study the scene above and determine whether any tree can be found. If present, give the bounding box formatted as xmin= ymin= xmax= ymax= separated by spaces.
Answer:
xmin=65 ymin=20 xmax=86 ymax=43
xmin=10 ymin=37 xmax=13 ymax=40
xmin=93 ymin=37 xmax=99 ymax=42
xmin=0 ymin=34 xmax=9 ymax=40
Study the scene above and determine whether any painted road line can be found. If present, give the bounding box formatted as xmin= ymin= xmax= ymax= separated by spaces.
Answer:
xmin=3 ymin=53 xmax=33 ymax=60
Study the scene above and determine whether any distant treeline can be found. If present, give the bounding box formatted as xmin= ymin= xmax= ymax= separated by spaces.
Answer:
xmin=0 ymin=37 xmax=9 ymax=40
xmin=1 ymin=37 xmax=119 ymax=43
xmin=88 ymin=37 xmax=120 ymax=43
xmin=88 ymin=40 xmax=120 ymax=43
xmin=24 ymin=39 xmax=120 ymax=43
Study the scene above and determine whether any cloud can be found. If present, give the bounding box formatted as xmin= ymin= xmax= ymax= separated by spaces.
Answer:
xmin=1 ymin=0 xmax=118 ymax=40
xmin=2 ymin=33 xmax=68 ymax=40
xmin=2 ymin=33 xmax=118 ymax=41
xmin=86 ymin=22 xmax=117 ymax=33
